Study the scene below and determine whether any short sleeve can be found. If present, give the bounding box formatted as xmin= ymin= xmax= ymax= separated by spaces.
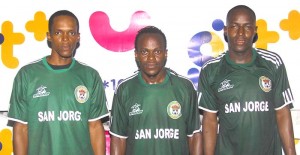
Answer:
xmin=8 ymin=69 xmax=29 ymax=124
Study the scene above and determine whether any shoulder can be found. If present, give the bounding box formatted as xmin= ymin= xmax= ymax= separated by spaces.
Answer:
xmin=255 ymin=48 xmax=284 ymax=68
xmin=75 ymin=60 xmax=100 ymax=74
xmin=18 ymin=58 xmax=43 ymax=73
xmin=114 ymin=73 xmax=139 ymax=92
xmin=201 ymin=52 xmax=226 ymax=70
xmin=169 ymin=71 xmax=196 ymax=90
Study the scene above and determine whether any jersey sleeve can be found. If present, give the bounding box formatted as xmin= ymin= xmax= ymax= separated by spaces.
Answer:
xmin=109 ymin=87 xmax=128 ymax=138
xmin=8 ymin=69 xmax=29 ymax=124
xmin=88 ymin=72 xmax=109 ymax=121
xmin=186 ymin=83 xmax=201 ymax=137
xmin=197 ymin=67 xmax=218 ymax=113
xmin=274 ymin=62 xmax=294 ymax=110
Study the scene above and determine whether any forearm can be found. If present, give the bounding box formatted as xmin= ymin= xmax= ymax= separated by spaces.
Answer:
xmin=13 ymin=122 xmax=28 ymax=155
xmin=110 ymin=135 xmax=126 ymax=155
xmin=276 ymin=106 xmax=296 ymax=155
xmin=89 ymin=120 xmax=106 ymax=155
xmin=188 ymin=132 xmax=203 ymax=155
xmin=202 ymin=112 xmax=218 ymax=155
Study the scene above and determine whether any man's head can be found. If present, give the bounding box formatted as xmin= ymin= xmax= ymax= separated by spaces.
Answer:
xmin=224 ymin=5 xmax=257 ymax=54
xmin=47 ymin=10 xmax=80 ymax=60
xmin=48 ymin=10 xmax=79 ymax=33
xmin=134 ymin=26 xmax=168 ymax=84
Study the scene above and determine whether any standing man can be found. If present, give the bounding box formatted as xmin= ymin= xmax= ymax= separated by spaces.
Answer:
xmin=110 ymin=26 xmax=202 ymax=155
xmin=7 ymin=10 xmax=109 ymax=155
xmin=198 ymin=5 xmax=296 ymax=155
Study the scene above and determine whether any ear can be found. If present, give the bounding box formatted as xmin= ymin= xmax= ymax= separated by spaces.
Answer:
xmin=46 ymin=32 xmax=51 ymax=42
xmin=165 ymin=49 xmax=168 ymax=57
xmin=253 ymin=33 xmax=258 ymax=43
xmin=77 ymin=32 xmax=81 ymax=42
xmin=223 ymin=26 xmax=228 ymax=42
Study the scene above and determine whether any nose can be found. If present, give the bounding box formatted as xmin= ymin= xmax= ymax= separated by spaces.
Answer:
xmin=147 ymin=51 xmax=155 ymax=60
xmin=62 ymin=33 xmax=69 ymax=41
xmin=238 ymin=26 xmax=244 ymax=36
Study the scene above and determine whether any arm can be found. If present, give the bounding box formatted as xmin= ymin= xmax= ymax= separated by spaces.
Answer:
xmin=188 ymin=132 xmax=203 ymax=155
xmin=13 ymin=122 xmax=28 ymax=155
xmin=89 ymin=120 xmax=106 ymax=155
xmin=202 ymin=111 xmax=218 ymax=155
xmin=110 ymin=135 xmax=126 ymax=155
xmin=276 ymin=106 xmax=296 ymax=155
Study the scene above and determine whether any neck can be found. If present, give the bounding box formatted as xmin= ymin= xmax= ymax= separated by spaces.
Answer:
xmin=141 ymin=68 xmax=167 ymax=84
xmin=228 ymin=49 xmax=252 ymax=64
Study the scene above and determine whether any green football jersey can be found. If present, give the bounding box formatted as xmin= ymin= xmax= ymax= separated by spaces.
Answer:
xmin=8 ymin=57 xmax=109 ymax=155
xmin=198 ymin=48 xmax=294 ymax=155
xmin=110 ymin=70 xmax=201 ymax=155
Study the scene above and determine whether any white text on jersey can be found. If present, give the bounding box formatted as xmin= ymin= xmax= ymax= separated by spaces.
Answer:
xmin=38 ymin=111 xmax=82 ymax=122
xmin=135 ymin=128 xmax=179 ymax=139
xmin=225 ymin=101 xmax=269 ymax=113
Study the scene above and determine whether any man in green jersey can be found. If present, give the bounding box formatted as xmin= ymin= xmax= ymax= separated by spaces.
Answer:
xmin=110 ymin=26 xmax=202 ymax=155
xmin=7 ymin=10 xmax=109 ymax=155
xmin=198 ymin=5 xmax=296 ymax=155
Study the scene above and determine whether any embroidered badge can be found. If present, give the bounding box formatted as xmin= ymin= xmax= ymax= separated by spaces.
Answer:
xmin=259 ymin=76 xmax=272 ymax=92
xmin=218 ymin=79 xmax=234 ymax=92
xmin=74 ymin=85 xmax=89 ymax=103
xmin=167 ymin=101 xmax=182 ymax=119
xmin=129 ymin=103 xmax=143 ymax=116
xmin=33 ymin=85 xmax=50 ymax=98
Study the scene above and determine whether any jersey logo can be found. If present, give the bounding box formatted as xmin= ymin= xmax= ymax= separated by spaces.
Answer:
xmin=167 ymin=101 xmax=182 ymax=119
xmin=218 ymin=79 xmax=234 ymax=92
xmin=33 ymin=85 xmax=50 ymax=98
xmin=74 ymin=85 xmax=89 ymax=103
xmin=259 ymin=76 xmax=272 ymax=92
xmin=129 ymin=103 xmax=143 ymax=116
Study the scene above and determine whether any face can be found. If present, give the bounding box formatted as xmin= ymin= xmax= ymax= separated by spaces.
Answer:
xmin=135 ymin=33 xmax=167 ymax=83
xmin=47 ymin=15 xmax=80 ymax=60
xmin=224 ymin=9 xmax=257 ymax=54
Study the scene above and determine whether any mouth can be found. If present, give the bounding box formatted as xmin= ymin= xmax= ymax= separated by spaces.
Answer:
xmin=235 ymin=38 xmax=246 ymax=45
xmin=144 ymin=63 xmax=159 ymax=68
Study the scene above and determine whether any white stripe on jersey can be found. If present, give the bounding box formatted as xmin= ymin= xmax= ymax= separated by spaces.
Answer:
xmin=256 ymin=48 xmax=283 ymax=68
xmin=170 ymin=71 xmax=197 ymax=90
xmin=114 ymin=73 xmax=138 ymax=94
xmin=282 ymin=88 xmax=294 ymax=105
xmin=28 ymin=58 xmax=43 ymax=65
xmin=201 ymin=53 xmax=225 ymax=69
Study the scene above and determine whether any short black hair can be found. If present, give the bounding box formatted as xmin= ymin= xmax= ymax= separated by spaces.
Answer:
xmin=134 ymin=26 xmax=167 ymax=50
xmin=48 ymin=10 xmax=79 ymax=33
xmin=226 ymin=5 xmax=256 ymax=24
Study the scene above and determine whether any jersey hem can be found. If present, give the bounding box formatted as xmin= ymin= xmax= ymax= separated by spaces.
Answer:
xmin=275 ymin=102 xmax=293 ymax=111
xmin=109 ymin=131 xmax=128 ymax=139
xmin=199 ymin=106 xmax=218 ymax=113
xmin=7 ymin=117 xmax=28 ymax=124
xmin=88 ymin=113 xmax=109 ymax=122
xmin=187 ymin=128 xmax=201 ymax=137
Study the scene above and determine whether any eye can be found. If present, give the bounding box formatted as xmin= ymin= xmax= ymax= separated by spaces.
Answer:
xmin=54 ymin=31 xmax=61 ymax=35
xmin=69 ymin=32 xmax=77 ymax=36
xmin=140 ymin=49 xmax=148 ymax=56
xmin=154 ymin=49 xmax=162 ymax=55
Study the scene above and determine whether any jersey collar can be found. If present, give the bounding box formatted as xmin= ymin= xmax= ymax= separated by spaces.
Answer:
xmin=42 ymin=56 xmax=76 ymax=73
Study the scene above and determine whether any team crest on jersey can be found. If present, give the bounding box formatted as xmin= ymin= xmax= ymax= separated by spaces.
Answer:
xmin=74 ymin=85 xmax=89 ymax=103
xmin=259 ymin=76 xmax=272 ymax=92
xmin=167 ymin=101 xmax=182 ymax=119
xmin=33 ymin=85 xmax=50 ymax=98
xmin=129 ymin=103 xmax=143 ymax=116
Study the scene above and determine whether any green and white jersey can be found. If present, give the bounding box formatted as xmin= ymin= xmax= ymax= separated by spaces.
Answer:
xmin=198 ymin=48 xmax=294 ymax=155
xmin=8 ymin=56 xmax=109 ymax=155
xmin=110 ymin=69 xmax=201 ymax=155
